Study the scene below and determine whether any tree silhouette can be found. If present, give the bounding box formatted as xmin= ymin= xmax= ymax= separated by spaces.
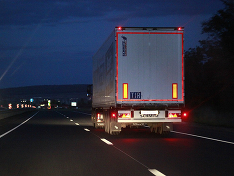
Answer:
xmin=185 ymin=0 xmax=234 ymax=112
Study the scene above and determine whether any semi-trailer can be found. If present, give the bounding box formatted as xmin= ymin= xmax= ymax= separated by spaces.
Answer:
xmin=92 ymin=27 xmax=185 ymax=134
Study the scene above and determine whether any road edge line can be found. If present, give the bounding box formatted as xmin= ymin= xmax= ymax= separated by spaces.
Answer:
xmin=172 ymin=130 xmax=234 ymax=145
xmin=0 ymin=111 xmax=39 ymax=139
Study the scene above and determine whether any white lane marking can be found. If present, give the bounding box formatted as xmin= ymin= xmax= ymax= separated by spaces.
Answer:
xmin=0 ymin=111 xmax=39 ymax=139
xmin=112 ymin=144 xmax=166 ymax=175
xmin=75 ymin=123 xmax=79 ymax=126
xmin=84 ymin=128 xmax=90 ymax=132
xmin=148 ymin=169 xmax=166 ymax=176
xmin=101 ymin=138 xmax=113 ymax=145
xmin=172 ymin=131 xmax=234 ymax=145
xmin=91 ymin=133 xmax=165 ymax=176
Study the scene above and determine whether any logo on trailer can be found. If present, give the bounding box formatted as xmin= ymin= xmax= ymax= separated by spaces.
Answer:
xmin=121 ymin=36 xmax=127 ymax=56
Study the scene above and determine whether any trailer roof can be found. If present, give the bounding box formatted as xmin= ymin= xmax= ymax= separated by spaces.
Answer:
xmin=115 ymin=27 xmax=184 ymax=31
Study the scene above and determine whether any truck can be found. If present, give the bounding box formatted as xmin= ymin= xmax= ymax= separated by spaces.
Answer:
xmin=91 ymin=27 xmax=185 ymax=135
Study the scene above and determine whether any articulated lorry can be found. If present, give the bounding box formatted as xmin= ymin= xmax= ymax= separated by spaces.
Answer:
xmin=92 ymin=27 xmax=185 ymax=135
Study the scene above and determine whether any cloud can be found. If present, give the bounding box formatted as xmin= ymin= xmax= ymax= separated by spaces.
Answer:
xmin=0 ymin=0 xmax=222 ymax=26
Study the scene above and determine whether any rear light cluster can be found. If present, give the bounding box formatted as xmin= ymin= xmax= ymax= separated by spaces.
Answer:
xmin=167 ymin=110 xmax=188 ymax=119
xmin=97 ymin=113 xmax=104 ymax=122
xmin=118 ymin=113 xmax=131 ymax=118
xmin=118 ymin=110 xmax=132 ymax=118
xmin=168 ymin=113 xmax=181 ymax=118
xmin=168 ymin=110 xmax=181 ymax=118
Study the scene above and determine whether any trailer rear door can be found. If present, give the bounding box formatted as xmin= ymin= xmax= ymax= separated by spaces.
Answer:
xmin=116 ymin=29 xmax=184 ymax=104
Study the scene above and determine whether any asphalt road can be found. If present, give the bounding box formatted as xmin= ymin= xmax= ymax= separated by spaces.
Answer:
xmin=0 ymin=110 xmax=233 ymax=176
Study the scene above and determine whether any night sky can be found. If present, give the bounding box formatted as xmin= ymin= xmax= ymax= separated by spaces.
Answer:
xmin=0 ymin=0 xmax=223 ymax=89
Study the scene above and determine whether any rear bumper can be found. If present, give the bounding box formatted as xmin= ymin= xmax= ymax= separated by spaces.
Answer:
xmin=118 ymin=118 xmax=181 ymax=123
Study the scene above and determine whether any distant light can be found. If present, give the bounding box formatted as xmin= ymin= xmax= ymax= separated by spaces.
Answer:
xmin=118 ymin=26 xmax=122 ymax=30
xmin=8 ymin=103 xmax=12 ymax=109
xmin=71 ymin=102 xmax=77 ymax=107
xmin=178 ymin=27 xmax=182 ymax=30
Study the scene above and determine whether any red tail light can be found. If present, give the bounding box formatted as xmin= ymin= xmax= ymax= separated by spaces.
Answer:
xmin=111 ymin=112 xmax=117 ymax=120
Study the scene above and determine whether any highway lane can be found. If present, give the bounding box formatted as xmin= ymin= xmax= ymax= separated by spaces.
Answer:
xmin=0 ymin=110 xmax=153 ymax=176
xmin=1 ymin=109 xmax=234 ymax=176
xmin=61 ymin=110 xmax=234 ymax=176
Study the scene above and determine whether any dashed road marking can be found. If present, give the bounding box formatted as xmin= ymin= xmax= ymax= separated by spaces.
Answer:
xmin=148 ymin=169 xmax=166 ymax=176
xmin=101 ymin=138 xmax=113 ymax=145
xmin=55 ymin=110 xmax=166 ymax=175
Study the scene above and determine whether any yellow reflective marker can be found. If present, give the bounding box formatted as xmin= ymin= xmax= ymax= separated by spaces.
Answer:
xmin=123 ymin=83 xmax=128 ymax=99
xmin=172 ymin=83 xmax=178 ymax=99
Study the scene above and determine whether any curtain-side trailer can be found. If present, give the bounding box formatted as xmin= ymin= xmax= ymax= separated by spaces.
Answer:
xmin=92 ymin=27 xmax=185 ymax=135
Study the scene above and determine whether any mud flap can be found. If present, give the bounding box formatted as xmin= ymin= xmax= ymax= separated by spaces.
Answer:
xmin=110 ymin=122 xmax=121 ymax=134
xmin=163 ymin=122 xmax=173 ymax=132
